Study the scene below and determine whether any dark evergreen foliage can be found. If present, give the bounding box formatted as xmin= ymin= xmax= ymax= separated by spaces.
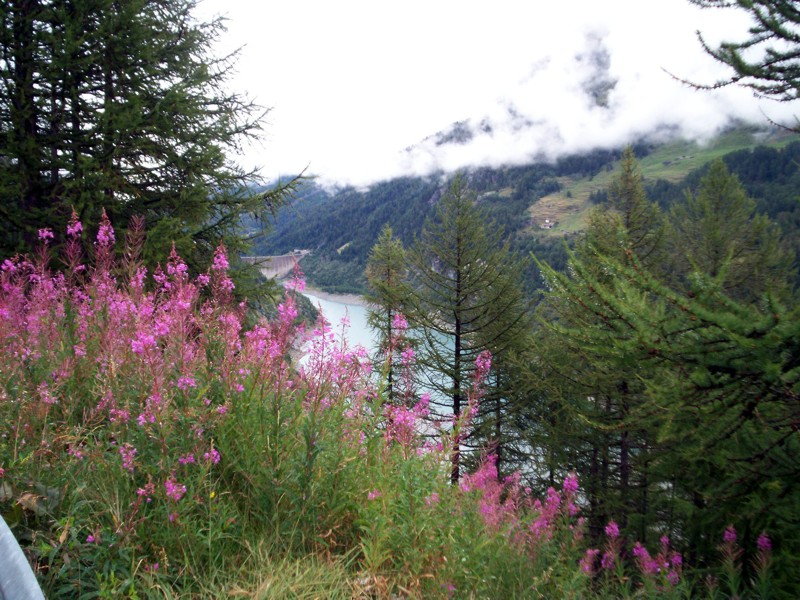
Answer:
xmin=403 ymin=174 xmax=532 ymax=483
xmin=0 ymin=0 xmax=297 ymax=283
xmin=688 ymin=0 xmax=800 ymax=105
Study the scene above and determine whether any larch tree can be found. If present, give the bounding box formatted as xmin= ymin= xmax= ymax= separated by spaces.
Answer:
xmin=405 ymin=174 xmax=531 ymax=483
xmin=688 ymin=0 xmax=800 ymax=102
xmin=531 ymin=148 xmax=669 ymax=542
xmin=669 ymin=158 xmax=795 ymax=303
xmin=365 ymin=224 xmax=412 ymax=404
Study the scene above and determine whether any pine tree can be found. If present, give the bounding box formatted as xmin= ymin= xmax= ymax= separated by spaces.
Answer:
xmin=405 ymin=174 xmax=531 ymax=483
xmin=0 ymin=0 xmax=296 ymax=281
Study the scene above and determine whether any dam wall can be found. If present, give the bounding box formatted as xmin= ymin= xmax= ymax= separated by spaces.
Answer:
xmin=241 ymin=251 xmax=310 ymax=280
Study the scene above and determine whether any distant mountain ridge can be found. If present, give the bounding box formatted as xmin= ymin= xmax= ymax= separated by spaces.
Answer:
xmin=254 ymin=125 xmax=800 ymax=295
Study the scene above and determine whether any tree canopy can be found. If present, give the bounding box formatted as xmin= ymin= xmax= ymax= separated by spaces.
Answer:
xmin=0 ymin=0 xmax=296 ymax=280
xmin=688 ymin=0 xmax=800 ymax=126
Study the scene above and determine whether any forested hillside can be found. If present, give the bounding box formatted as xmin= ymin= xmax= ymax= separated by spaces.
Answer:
xmin=257 ymin=128 xmax=800 ymax=295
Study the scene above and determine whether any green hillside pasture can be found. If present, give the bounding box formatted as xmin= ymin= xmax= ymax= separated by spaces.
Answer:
xmin=528 ymin=127 xmax=800 ymax=238
xmin=638 ymin=127 xmax=798 ymax=182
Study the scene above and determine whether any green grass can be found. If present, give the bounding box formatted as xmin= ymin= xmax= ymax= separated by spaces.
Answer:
xmin=528 ymin=126 xmax=800 ymax=238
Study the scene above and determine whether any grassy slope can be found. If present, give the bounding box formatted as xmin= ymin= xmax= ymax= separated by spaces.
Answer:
xmin=527 ymin=127 xmax=799 ymax=237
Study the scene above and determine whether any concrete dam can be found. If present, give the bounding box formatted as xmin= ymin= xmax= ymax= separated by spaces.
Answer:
xmin=241 ymin=251 xmax=310 ymax=280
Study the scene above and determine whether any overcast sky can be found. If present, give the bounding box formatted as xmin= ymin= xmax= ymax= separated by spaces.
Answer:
xmin=196 ymin=0 xmax=799 ymax=187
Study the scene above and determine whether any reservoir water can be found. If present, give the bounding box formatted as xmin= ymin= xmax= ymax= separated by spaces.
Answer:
xmin=301 ymin=292 xmax=376 ymax=353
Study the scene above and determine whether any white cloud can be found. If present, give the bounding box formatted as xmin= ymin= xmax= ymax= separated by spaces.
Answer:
xmin=198 ymin=0 xmax=800 ymax=187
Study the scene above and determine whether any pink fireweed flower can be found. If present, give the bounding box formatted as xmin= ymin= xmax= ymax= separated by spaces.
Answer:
xmin=633 ymin=542 xmax=660 ymax=575
xmin=392 ymin=313 xmax=408 ymax=332
xmin=605 ymin=520 xmax=620 ymax=540
xmin=400 ymin=345 xmax=415 ymax=365
xmin=211 ymin=244 xmax=229 ymax=271
xmin=723 ymin=525 xmax=737 ymax=544
xmin=86 ymin=534 xmax=95 ymax=543
xmin=580 ymin=548 xmax=600 ymax=575
xmin=119 ymin=443 xmax=137 ymax=472
xmin=203 ymin=448 xmax=220 ymax=464
xmin=176 ymin=375 xmax=197 ymax=391
xmin=601 ymin=551 xmax=615 ymax=570
xmin=37 ymin=382 xmax=57 ymax=405
xmin=284 ymin=275 xmax=306 ymax=293
xmin=563 ymin=472 xmax=579 ymax=496
xmin=424 ymin=492 xmax=439 ymax=507
xmin=757 ymin=533 xmax=772 ymax=552
xmin=137 ymin=483 xmax=155 ymax=502
xmin=474 ymin=350 xmax=492 ymax=380
xmin=216 ymin=405 xmax=227 ymax=415
xmin=164 ymin=476 xmax=186 ymax=502
xmin=66 ymin=215 xmax=83 ymax=237
xmin=38 ymin=228 xmax=54 ymax=242
xmin=131 ymin=332 xmax=156 ymax=355
xmin=367 ymin=489 xmax=382 ymax=501
xmin=95 ymin=212 xmax=115 ymax=246
xmin=666 ymin=570 xmax=680 ymax=586
xmin=178 ymin=453 xmax=195 ymax=465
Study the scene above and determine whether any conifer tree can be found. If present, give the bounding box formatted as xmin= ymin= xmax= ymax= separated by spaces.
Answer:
xmin=531 ymin=149 xmax=799 ymax=580
xmin=365 ymin=224 xmax=411 ymax=403
xmin=405 ymin=174 xmax=531 ymax=483
xmin=669 ymin=158 xmax=794 ymax=302
xmin=583 ymin=146 xmax=666 ymax=272
xmin=688 ymin=0 xmax=800 ymax=103
xmin=0 ymin=0 xmax=296 ymax=280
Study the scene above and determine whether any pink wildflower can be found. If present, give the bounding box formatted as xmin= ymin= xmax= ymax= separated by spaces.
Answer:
xmin=474 ymin=350 xmax=492 ymax=380
xmin=38 ymin=228 xmax=54 ymax=242
xmin=367 ymin=489 xmax=382 ymax=501
xmin=203 ymin=448 xmax=221 ymax=464
xmin=164 ymin=476 xmax=186 ymax=502
xmin=119 ymin=443 xmax=137 ymax=472
xmin=580 ymin=548 xmax=600 ymax=575
xmin=605 ymin=520 xmax=619 ymax=539
xmin=66 ymin=216 xmax=83 ymax=237
xmin=212 ymin=245 xmax=229 ymax=271
xmin=392 ymin=313 xmax=408 ymax=331
xmin=757 ymin=533 xmax=772 ymax=552
xmin=86 ymin=534 xmax=95 ymax=543
xmin=723 ymin=525 xmax=737 ymax=544
xmin=601 ymin=551 xmax=615 ymax=570
xmin=666 ymin=570 xmax=680 ymax=586
xmin=96 ymin=212 xmax=115 ymax=246
xmin=137 ymin=483 xmax=155 ymax=501
xmin=563 ymin=472 xmax=579 ymax=495
xmin=177 ymin=376 xmax=197 ymax=391
xmin=400 ymin=345 xmax=415 ymax=365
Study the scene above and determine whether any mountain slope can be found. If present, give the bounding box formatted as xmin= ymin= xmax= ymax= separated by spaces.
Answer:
xmin=256 ymin=126 xmax=800 ymax=295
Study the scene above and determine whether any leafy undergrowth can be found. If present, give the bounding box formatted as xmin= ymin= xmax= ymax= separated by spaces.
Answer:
xmin=0 ymin=214 xmax=777 ymax=598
